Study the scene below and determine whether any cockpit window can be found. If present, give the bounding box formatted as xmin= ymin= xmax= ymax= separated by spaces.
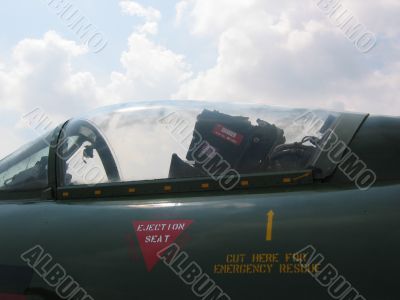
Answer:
xmin=58 ymin=119 xmax=120 ymax=186
xmin=0 ymin=133 xmax=51 ymax=191
xmin=59 ymin=102 xmax=339 ymax=186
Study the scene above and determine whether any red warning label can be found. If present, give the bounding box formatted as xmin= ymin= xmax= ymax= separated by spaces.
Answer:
xmin=133 ymin=220 xmax=193 ymax=271
xmin=212 ymin=124 xmax=244 ymax=145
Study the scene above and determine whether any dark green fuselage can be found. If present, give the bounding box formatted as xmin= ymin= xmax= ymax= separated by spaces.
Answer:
xmin=0 ymin=115 xmax=399 ymax=300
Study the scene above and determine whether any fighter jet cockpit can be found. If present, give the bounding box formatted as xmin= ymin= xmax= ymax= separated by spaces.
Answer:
xmin=0 ymin=101 xmax=343 ymax=194
xmin=167 ymin=109 xmax=337 ymax=179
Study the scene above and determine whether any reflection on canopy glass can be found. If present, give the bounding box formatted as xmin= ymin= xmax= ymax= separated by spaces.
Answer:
xmin=0 ymin=133 xmax=51 ymax=191
xmin=60 ymin=102 xmax=339 ymax=186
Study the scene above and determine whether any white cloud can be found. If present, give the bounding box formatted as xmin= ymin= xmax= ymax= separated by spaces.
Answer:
xmin=0 ymin=127 xmax=25 ymax=159
xmin=119 ymin=0 xmax=161 ymax=22
xmin=105 ymin=32 xmax=192 ymax=102
xmin=175 ymin=1 xmax=189 ymax=26
xmin=119 ymin=1 xmax=162 ymax=37
xmin=0 ymin=31 xmax=106 ymax=157
xmin=102 ymin=1 xmax=192 ymax=101
xmin=136 ymin=21 xmax=159 ymax=35
xmin=0 ymin=31 xmax=101 ymax=118
xmin=174 ymin=0 xmax=400 ymax=116
xmin=0 ymin=0 xmax=191 ymax=157
xmin=2 ymin=0 xmax=400 ymax=159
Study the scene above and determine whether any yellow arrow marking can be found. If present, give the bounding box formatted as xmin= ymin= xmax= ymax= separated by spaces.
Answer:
xmin=266 ymin=210 xmax=275 ymax=241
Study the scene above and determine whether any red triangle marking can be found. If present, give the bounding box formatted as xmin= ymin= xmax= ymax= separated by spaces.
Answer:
xmin=133 ymin=220 xmax=193 ymax=272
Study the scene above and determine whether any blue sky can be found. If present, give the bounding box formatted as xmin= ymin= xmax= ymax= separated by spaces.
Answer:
xmin=0 ymin=1 xmax=216 ymax=76
xmin=1 ymin=0 xmax=400 ymax=157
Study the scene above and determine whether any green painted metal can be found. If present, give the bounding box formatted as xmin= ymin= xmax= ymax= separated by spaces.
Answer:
xmin=0 ymin=183 xmax=399 ymax=299
xmin=56 ymin=170 xmax=314 ymax=201
xmin=0 ymin=110 xmax=399 ymax=300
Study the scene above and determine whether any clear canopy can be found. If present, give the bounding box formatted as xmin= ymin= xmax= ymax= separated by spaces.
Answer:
xmin=0 ymin=132 xmax=52 ymax=191
xmin=59 ymin=101 xmax=339 ymax=186
xmin=0 ymin=101 xmax=341 ymax=191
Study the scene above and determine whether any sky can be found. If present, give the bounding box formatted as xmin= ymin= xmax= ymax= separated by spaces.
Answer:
xmin=0 ymin=0 xmax=400 ymax=158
